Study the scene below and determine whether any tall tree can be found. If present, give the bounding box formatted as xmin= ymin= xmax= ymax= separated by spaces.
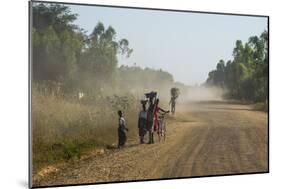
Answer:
xmin=206 ymin=31 xmax=268 ymax=103
xmin=78 ymin=22 xmax=133 ymax=94
xmin=32 ymin=3 xmax=84 ymax=83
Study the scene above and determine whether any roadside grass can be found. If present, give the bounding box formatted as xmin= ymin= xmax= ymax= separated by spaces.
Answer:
xmin=32 ymin=87 xmax=139 ymax=174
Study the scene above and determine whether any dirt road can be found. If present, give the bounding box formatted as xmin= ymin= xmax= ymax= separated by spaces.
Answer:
xmin=33 ymin=101 xmax=268 ymax=187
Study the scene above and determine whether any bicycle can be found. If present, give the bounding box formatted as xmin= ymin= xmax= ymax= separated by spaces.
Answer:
xmin=157 ymin=111 xmax=169 ymax=142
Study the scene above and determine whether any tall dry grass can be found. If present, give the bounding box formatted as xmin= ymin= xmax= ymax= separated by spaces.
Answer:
xmin=32 ymin=84 xmax=139 ymax=173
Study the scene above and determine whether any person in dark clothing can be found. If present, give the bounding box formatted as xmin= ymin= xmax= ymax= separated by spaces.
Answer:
xmin=146 ymin=94 xmax=156 ymax=144
xmin=138 ymin=100 xmax=147 ymax=144
xmin=117 ymin=110 xmax=128 ymax=148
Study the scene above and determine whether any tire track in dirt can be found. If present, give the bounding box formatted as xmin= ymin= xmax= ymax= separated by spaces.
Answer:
xmin=161 ymin=123 xmax=210 ymax=177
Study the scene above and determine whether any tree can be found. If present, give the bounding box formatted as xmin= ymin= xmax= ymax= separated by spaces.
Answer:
xmin=206 ymin=31 xmax=268 ymax=103
xmin=32 ymin=3 xmax=84 ymax=83
xmin=78 ymin=22 xmax=133 ymax=94
xmin=118 ymin=65 xmax=174 ymax=95
xmin=32 ymin=3 xmax=133 ymax=95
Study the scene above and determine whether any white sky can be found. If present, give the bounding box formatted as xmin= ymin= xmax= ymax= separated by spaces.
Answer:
xmin=68 ymin=4 xmax=267 ymax=85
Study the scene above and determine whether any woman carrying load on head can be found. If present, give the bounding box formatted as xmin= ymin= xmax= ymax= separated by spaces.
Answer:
xmin=138 ymin=100 xmax=148 ymax=144
xmin=145 ymin=91 xmax=157 ymax=144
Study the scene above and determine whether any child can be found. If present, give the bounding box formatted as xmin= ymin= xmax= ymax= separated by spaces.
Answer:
xmin=117 ymin=110 xmax=128 ymax=148
xmin=138 ymin=100 xmax=147 ymax=144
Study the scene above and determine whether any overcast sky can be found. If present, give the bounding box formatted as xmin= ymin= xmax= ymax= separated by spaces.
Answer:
xmin=69 ymin=4 xmax=267 ymax=85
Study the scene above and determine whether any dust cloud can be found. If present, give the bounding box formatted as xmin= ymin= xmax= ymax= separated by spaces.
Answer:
xmin=180 ymin=86 xmax=225 ymax=102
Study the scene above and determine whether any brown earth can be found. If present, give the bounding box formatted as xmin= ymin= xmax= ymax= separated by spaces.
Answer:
xmin=33 ymin=101 xmax=268 ymax=187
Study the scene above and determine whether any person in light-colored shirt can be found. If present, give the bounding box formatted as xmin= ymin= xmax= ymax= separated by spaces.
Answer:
xmin=117 ymin=110 xmax=128 ymax=148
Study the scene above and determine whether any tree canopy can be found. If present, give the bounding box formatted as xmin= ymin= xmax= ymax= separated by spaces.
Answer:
xmin=32 ymin=3 xmax=177 ymax=97
xmin=33 ymin=3 xmax=134 ymax=94
xmin=206 ymin=31 xmax=268 ymax=102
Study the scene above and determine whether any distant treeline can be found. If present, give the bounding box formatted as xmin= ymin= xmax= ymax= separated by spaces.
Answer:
xmin=206 ymin=31 xmax=268 ymax=103
xmin=32 ymin=3 xmax=178 ymax=96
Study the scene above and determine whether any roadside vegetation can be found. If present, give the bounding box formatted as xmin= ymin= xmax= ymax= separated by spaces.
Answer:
xmin=206 ymin=30 xmax=268 ymax=111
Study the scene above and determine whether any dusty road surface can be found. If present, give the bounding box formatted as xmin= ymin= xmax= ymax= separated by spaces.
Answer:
xmin=33 ymin=101 xmax=268 ymax=187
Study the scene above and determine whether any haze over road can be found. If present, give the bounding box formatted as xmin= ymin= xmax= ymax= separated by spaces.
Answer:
xmin=34 ymin=101 xmax=268 ymax=187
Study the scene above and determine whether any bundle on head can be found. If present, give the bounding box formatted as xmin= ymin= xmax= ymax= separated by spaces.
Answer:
xmin=170 ymin=87 xmax=180 ymax=99
xmin=145 ymin=91 xmax=157 ymax=99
